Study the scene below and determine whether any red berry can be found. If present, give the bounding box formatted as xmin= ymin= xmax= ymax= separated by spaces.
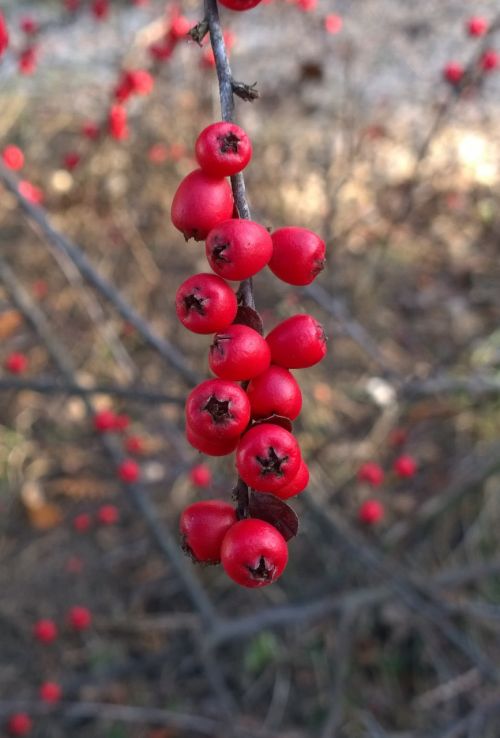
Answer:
xmin=19 ymin=46 xmax=37 ymax=75
xmin=443 ymin=61 xmax=464 ymax=85
xmin=39 ymin=681 xmax=62 ymax=704
xmin=73 ymin=513 xmax=92 ymax=533
xmin=82 ymin=121 xmax=100 ymax=140
xmin=218 ymin=0 xmax=262 ymax=10
xmin=4 ymin=352 xmax=28 ymax=375
xmin=18 ymin=180 xmax=43 ymax=204
xmin=357 ymin=462 xmax=384 ymax=487
xmin=268 ymin=458 xmax=309 ymax=499
xmin=195 ymin=122 xmax=252 ymax=177
xmin=118 ymin=459 xmax=139 ymax=483
xmin=325 ymin=14 xmax=342 ymax=34
xmin=2 ymin=145 xmax=24 ymax=171
xmin=221 ymin=518 xmax=288 ymax=588
xmin=467 ymin=16 xmax=488 ymax=37
xmin=389 ymin=427 xmax=408 ymax=447
xmin=269 ymin=227 xmax=326 ymax=286
xmin=113 ymin=414 xmax=130 ymax=432
xmin=359 ymin=499 xmax=384 ymax=525
xmin=148 ymin=143 xmax=168 ymax=163
xmin=91 ymin=0 xmax=109 ymax=20
xmin=205 ymin=219 xmax=273 ymax=281
xmin=186 ymin=423 xmax=239 ymax=456
xmin=125 ymin=68 xmax=154 ymax=96
xmin=246 ymin=365 xmax=302 ymax=420
xmin=124 ymin=435 xmax=144 ymax=454
xmin=209 ymin=324 xmax=271 ymax=381
xmin=171 ymin=169 xmax=234 ymax=241
xmin=97 ymin=504 xmax=120 ymax=525
xmin=236 ymin=423 xmax=301 ymax=492
xmin=33 ymin=619 xmax=58 ymax=644
xmin=68 ymin=605 xmax=92 ymax=631
xmin=63 ymin=151 xmax=80 ymax=171
xmin=20 ymin=17 xmax=38 ymax=35
xmin=169 ymin=15 xmax=191 ymax=41
xmin=189 ymin=463 xmax=212 ymax=487
xmin=266 ymin=314 xmax=327 ymax=369
xmin=93 ymin=409 xmax=116 ymax=432
xmin=64 ymin=0 xmax=81 ymax=11
xmin=176 ymin=273 xmax=237 ymax=334
xmin=393 ymin=455 xmax=417 ymax=479
xmin=7 ymin=714 xmax=32 ymax=737
xmin=0 ymin=12 xmax=9 ymax=58
xmin=480 ymin=49 xmax=499 ymax=71
xmin=186 ymin=378 xmax=251 ymax=441
xmin=180 ymin=500 xmax=237 ymax=563
xmin=108 ymin=105 xmax=128 ymax=140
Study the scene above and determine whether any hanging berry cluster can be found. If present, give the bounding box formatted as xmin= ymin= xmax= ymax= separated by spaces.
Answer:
xmin=171 ymin=0 xmax=327 ymax=589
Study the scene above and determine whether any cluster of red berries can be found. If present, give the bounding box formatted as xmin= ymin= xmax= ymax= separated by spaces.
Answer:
xmin=171 ymin=119 xmax=327 ymax=587
xmin=357 ymin=453 xmax=418 ymax=526
xmin=444 ymin=16 xmax=498 ymax=86
xmin=73 ymin=504 xmax=120 ymax=531
xmin=93 ymin=410 xmax=142 ymax=481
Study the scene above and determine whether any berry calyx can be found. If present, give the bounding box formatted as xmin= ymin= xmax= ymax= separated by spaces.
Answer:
xmin=236 ymin=423 xmax=301 ymax=492
xmin=6 ymin=714 xmax=32 ymax=737
xmin=117 ymin=458 xmax=140 ymax=483
xmin=209 ymin=324 xmax=271 ymax=381
xmin=189 ymin=463 xmax=212 ymax=488
xmin=269 ymin=226 xmax=326 ymax=285
xmin=357 ymin=462 xmax=384 ymax=487
xmin=359 ymin=499 xmax=384 ymax=525
xmin=186 ymin=378 xmax=251 ymax=440
xmin=246 ymin=365 xmax=302 ymax=420
xmin=180 ymin=500 xmax=237 ymax=563
xmin=39 ymin=682 xmax=62 ymax=704
xmin=33 ymin=619 xmax=58 ymax=644
xmin=195 ymin=121 xmax=252 ymax=177
xmin=68 ymin=605 xmax=92 ymax=631
xmin=206 ymin=219 xmax=273 ymax=281
xmin=171 ymin=169 xmax=233 ymax=241
xmin=176 ymin=273 xmax=237 ymax=334
xmin=220 ymin=518 xmax=288 ymax=588
xmin=266 ymin=314 xmax=327 ymax=369
xmin=393 ymin=454 xmax=417 ymax=478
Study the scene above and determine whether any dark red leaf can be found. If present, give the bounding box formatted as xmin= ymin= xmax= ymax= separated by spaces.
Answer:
xmin=248 ymin=491 xmax=298 ymax=541
xmin=251 ymin=415 xmax=293 ymax=433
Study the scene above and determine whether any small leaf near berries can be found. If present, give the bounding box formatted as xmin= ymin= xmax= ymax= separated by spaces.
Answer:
xmin=188 ymin=19 xmax=209 ymax=46
xmin=233 ymin=305 xmax=264 ymax=335
xmin=251 ymin=414 xmax=293 ymax=433
xmin=248 ymin=491 xmax=298 ymax=541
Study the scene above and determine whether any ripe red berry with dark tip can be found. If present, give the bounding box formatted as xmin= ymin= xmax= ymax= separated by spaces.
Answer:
xmin=236 ymin=423 xmax=301 ymax=492
xmin=180 ymin=500 xmax=237 ymax=563
xmin=444 ymin=61 xmax=464 ymax=85
xmin=205 ymin=219 xmax=273 ymax=281
xmin=124 ymin=435 xmax=144 ymax=455
xmin=189 ymin=463 xmax=212 ymax=488
xmin=118 ymin=459 xmax=139 ymax=483
xmin=186 ymin=378 xmax=251 ymax=440
xmin=39 ymin=681 xmax=62 ymax=704
xmin=176 ymin=273 xmax=237 ymax=334
xmin=218 ymin=0 xmax=263 ymax=10
xmin=108 ymin=104 xmax=128 ymax=140
xmin=209 ymin=324 xmax=271 ymax=381
xmin=97 ymin=504 xmax=119 ymax=525
xmin=246 ymin=365 xmax=302 ymax=420
xmin=93 ymin=409 xmax=116 ymax=433
xmin=266 ymin=314 xmax=327 ymax=369
xmin=4 ymin=352 xmax=28 ymax=375
xmin=221 ymin=518 xmax=288 ymax=588
xmin=269 ymin=227 xmax=326 ymax=285
xmin=393 ymin=454 xmax=417 ymax=478
xmin=33 ymin=619 xmax=58 ymax=644
xmin=195 ymin=122 xmax=252 ymax=178
xmin=73 ymin=513 xmax=92 ymax=533
xmin=2 ymin=145 xmax=24 ymax=171
xmin=357 ymin=462 xmax=384 ymax=487
xmin=467 ymin=16 xmax=488 ymax=37
xmin=68 ymin=605 xmax=92 ymax=631
xmin=171 ymin=169 xmax=234 ymax=241
xmin=7 ymin=714 xmax=32 ymax=737
xmin=186 ymin=423 xmax=239 ymax=456
xmin=268 ymin=458 xmax=309 ymax=500
xmin=359 ymin=499 xmax=384 ymax=525
xmin=480 ymin=49 xmax=499 ymax=71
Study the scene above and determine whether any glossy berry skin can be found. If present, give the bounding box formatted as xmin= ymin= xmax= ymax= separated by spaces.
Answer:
xmin=7 ymin=714 xmax=32 ymax=737
xmin=186 ymin=423 xmax=239 ymax=456
xmin=206 ymin=219 xmax=273 ymax=281
xmin=444 ymin=62 xmax=464 ymax=85
xmin=186 ymin=378 xmax=250 ymax=440
xmin=359 ymin=499 xmax=384 ymax=525
xmin=357 ymin=462 xmax=384 ymax=487
xmin=266 ymin=314 xmax=327 ymax=369
xmin=171 ymin=169 xmax=233 ymax=241
xmin=236 ymin=423 xmax=301 ymax=492
xmin=118 ymin=459 xmax=139 ymax=483
xmin=269 ymin=227 xmax=326 ymax=286
xmin=393 ymin=455 xmax=417 ymax=478
xmin=221 ymin=519 xmax=288 ymax=588
xmin=4 ymin=352 xmax=28 ymax=374
xmin=246 ymin=365 xmax=302 ymax=420
xmin=209 ymin=324 xmax=271 ymax=381
xmin=180 ymin=500 xmax=237 ymax=563
xmin=97 ymin=504 xmax=119 ymax=525
xmin=68 ymin=605 xmax=92 ymax=631
xmin=467 ymin=16 xmax=488 ymax=37
xmin=176 ymin=273 xmax=237 ymax=334
xmin=39 ymin=682 xmax=62 ymax=704
xmin=2 ymin=145 xmax=24 ymax=171
xmin=195 ymin=122 xmax=252 ymax=178
xmin=218 ymin=0 xmax=262 ymax=10
xmin=33 ymin=619 xmax=58 ymax=644
xmin=269 ymin=458 xmax=309 ymax=500
xmin=189 ymin=463 xmax=212 ymax=487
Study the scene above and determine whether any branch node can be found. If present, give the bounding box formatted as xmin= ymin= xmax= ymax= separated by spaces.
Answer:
xmin=232 ymin=80 xmax=260 ymax=102
xmin=188 ymin=18 xmax=209 ymax=46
